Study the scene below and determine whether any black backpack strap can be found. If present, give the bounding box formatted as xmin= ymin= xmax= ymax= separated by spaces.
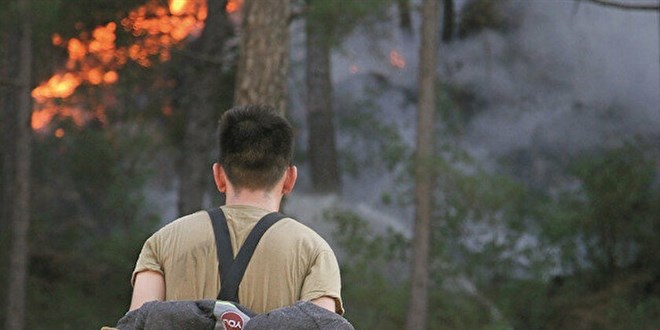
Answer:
xmin=207 ymin=207 xmax=233 ymax=297
xmin=207 ymin=208 xmax=286 ymax=303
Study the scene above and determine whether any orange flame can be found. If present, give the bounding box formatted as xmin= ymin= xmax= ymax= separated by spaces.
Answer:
xmin=31 ymin=0 xmax=212 ymax=132
xmin=389 ymin=49 xmax=405 ymax=69
xmin=32 ymin=73 xmax=83 ymax=101
xmin=170 ymin=0 xmax=188 ymax=15
xmin=226 ymin=0 xmax=243 ymax=14
xmin=31 ymin=103 xmax=88 ymax=131
xmin=52 ymin=34 xmax=63 ymax=46
xmin=31 ymin=106 xmax=58 ymax=131
xmin=54 ymin=128 xmax=65 ymax=138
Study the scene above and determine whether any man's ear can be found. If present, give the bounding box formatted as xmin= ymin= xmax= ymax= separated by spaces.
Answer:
xmin=212 ymin=163 xmax=228 ymax=193
xmin=282 ymin=165 xmax=297 ymax=195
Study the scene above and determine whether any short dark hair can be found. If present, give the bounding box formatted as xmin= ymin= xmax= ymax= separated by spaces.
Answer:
xmin=218 ymin=105 xmax=294 ymax=190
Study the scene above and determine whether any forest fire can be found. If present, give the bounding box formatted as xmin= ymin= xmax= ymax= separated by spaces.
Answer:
xmin=30 ymin=0 xmax=224 ymax=132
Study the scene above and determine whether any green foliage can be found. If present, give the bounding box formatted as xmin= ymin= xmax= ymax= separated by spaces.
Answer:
xmin=540 ymin=142 xmax=659 ymax=276
xmin=329 ymin=208 xmax=517 ymax=329
xmin=330 ymin=209 xmax=408 ymax=263
xmin=492 ymin=279 xmax=551 ymax=329
xmin=327 ymin=209 xmax=410 ymax=329
xmin=337 ymin=94 xmax=411 ymax=178
xmin=6 ymin=124 xmax=161 ymax=329
xmin=513 ymin=142 xmax=660 ymax=329
xmin=516 ymin=270 xmax=660 ymax=330
xmin=571 ymin=143 xmax=657 ymax=273
xmin=331 ymin=106 xmax=660 ymax=328
xmin=306 ymin=0 xmax=392 ymax=46
xmin=437 ymin=82 xmax=484 ymax=135
xmin=427 ymin=141 xmax=549 ymax=275
xmin=35 ymin=0 xmax=138 ymax=39
xmin=26 ymin=218 xmax=156 ymax=329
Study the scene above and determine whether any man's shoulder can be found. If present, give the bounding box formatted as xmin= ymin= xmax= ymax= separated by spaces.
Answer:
xmin=274 ymin=216 xmax=315 ymax=234
xmin=153 ymin=210 xmax=212 ymax=237
xmin=269 ymin=217 xmax=332 ymax=250
xmin=145 ymin=210 xmax=214 ymax=257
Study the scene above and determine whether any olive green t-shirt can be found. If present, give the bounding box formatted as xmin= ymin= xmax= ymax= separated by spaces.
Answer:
xmin=132 ymin=205 xmax=344 ymax=314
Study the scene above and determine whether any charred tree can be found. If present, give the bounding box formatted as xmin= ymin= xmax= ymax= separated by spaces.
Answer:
xmin=305 ymin=0 xmax=340 ymax=193
xmin=233 ymin=0 xmax=290 ymax=115
xmin=406 ymin=0 xmax=439 ymax=329
xmin=5 ymin=0 xmax=33 ymax=328
xmin=177 ymin=0 xmax=235 ymax=215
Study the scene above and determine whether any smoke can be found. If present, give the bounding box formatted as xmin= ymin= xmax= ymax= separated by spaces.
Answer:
xmin=444 ymin=0 xmax=660 ymax=156
xmin=325 ymin=0 xmax=660 ymax=159
xmin=285 ymin=0 xmax=660 ymax=233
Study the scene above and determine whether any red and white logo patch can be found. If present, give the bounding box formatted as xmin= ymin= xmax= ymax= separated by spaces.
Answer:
xmin=221 ymin=311 xmax=245 ymax=330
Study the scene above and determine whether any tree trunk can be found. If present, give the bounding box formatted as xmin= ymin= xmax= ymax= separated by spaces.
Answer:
xmin=305 ymin=2 xmax=340 ymax=193
xmin=5 ymin=0 xmax=32 ymax=328
xmin=397 ymin=0 xmax=413 ymax=33
xmin=442 ymin=0 xmax=455 ymax=43
xmin=406 ymin=0 xmax=439 ymax=329
xmin=177 ymin=0 xmax=234 ymax=215
xmin=234 ymin=0 xmax=290 ymax=115
xmin=1 ymin=5 xmax=17 ymax=232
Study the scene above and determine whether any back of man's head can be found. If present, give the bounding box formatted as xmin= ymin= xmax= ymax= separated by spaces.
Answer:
xmin=219 ymin=105 xmax=294 ymax=191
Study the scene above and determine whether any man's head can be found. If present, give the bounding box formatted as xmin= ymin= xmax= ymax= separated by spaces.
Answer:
xmin=217 ymin=105 xmax=294 ymax=192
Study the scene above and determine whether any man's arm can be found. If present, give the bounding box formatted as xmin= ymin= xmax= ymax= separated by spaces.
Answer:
xmin=311 ymin=296 xmax=337 ymax=313
xmin=129 ymin=270 xmax=165 ymax=311
xmin=300 ymin=246 xmax=345 ymax=314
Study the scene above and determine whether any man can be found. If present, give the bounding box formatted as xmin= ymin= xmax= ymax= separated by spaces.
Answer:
xmin=129 ymin=105 xmax=343 ymax=315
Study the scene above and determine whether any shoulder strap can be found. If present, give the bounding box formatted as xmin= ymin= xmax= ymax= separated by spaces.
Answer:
xmin=207 ymin=207 xmax=233 ymax=296
xmin=207 ymin=208 xmax=286 ymax=303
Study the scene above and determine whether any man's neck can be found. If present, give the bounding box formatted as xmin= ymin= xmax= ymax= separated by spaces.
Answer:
xmin=224 ymin=188 xmax=282 ymax=212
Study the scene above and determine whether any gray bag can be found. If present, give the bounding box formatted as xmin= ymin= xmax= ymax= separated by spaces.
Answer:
xmin=113 ymin=299 xmax=354 ymax=330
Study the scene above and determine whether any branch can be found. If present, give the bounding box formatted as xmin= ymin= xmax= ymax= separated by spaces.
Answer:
xmin=579 ymin=0 xmax=660 ymax=11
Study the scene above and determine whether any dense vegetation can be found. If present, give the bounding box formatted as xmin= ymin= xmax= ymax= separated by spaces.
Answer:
xmin=334 ymin=139 xmax=659 ymax=329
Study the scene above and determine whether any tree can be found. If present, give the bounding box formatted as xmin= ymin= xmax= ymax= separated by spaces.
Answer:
xmin=176 ymin=0 xmax=235 ymax=215
xmin=4 ymin=0 xmax=32 ymax=328
xmin=305 ymin=0 xmax=340 ymax=193
xmin=303 ymin=0 xmax=390 ymax=193
xmin=442 ymin=0 xmax=455 ymax=43
xmin=234 ymin=0 xmax=290 ymax=115
xmin=396 ymin=0 xmax=413 ymax=33
xmin=406 ymin=0 xmax=439 ymax=329
xmin=0 ymin=0 xmax=16 ymax=231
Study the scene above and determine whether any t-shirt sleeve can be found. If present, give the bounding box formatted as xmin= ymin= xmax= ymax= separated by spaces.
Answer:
xmin=300 ymin=248 xmax=345 ymax=315
xmin=131 ymin=233 xmax=164 ymax=286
